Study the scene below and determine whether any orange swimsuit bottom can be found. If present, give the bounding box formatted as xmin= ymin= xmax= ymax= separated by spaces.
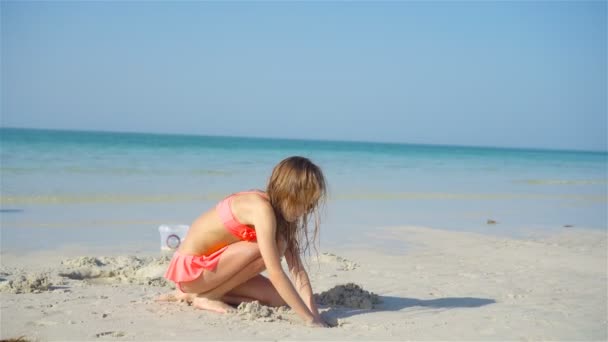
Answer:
xmin=163 ymin=191 xmax=267 ymax=292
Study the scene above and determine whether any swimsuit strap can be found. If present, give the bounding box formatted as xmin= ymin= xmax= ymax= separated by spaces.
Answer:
xmin=216 ymin=190 xmax=268 ymax=241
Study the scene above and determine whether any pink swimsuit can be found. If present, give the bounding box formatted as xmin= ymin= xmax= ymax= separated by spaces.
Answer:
xmin=163 ymin=190 xmax=267 ymax=291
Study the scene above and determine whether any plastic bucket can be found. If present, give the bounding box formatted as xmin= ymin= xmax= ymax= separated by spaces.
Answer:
xmin=158 ymin=224 xmax=190 ymax=252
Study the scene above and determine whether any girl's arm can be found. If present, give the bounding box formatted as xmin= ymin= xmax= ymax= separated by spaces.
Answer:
xmin=285 ymin=248 xmax=323 ymax=320
xmin=252 ymin=205 xmax=318 ymax=325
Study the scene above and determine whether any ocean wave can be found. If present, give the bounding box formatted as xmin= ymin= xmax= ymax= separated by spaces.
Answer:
xmin=190 ymin=169 xmax=234 ymax=176
xmin=0 ymin=193 xmax=225 ymax=205
xmin=2 ymin=219 xmax=165 ymax=228
xmin=1 ymin=191 xmax=605 ymax=205
xmin=514 ymin=179 xmax=608 ymax=186
xmin=333 ymin=192 xmax=607 ymax=202
xmin=1 ymin=167 xmax=234 ymax=177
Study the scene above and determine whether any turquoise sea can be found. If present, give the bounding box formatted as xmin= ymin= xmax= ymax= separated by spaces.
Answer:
xmin=1 ymin=127 xmax=606 ymax=254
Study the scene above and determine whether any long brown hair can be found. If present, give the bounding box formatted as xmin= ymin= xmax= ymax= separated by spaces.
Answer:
xmin=266 ymin=156 xmax=327 ymax=258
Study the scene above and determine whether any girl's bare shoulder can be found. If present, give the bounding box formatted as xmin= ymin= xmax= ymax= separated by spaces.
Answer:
xmin=232 ymin=191 xmax=273 ymax=225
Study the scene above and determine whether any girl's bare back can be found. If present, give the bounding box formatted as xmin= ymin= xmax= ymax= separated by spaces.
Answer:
xmin=178 ymin=192 xmax=267 ymax=256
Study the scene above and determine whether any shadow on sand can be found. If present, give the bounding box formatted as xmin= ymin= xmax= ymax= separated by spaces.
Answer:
xmin=321 ymin=295 xmax=496 ymax=325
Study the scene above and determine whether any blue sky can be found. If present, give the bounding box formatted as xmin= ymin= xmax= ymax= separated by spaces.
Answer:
xmin=1 ymin=1 xmax=606 ymax=151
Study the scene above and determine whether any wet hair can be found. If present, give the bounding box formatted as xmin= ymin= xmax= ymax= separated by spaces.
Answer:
xmin=266 ymin=156 xmax=327 ymax=258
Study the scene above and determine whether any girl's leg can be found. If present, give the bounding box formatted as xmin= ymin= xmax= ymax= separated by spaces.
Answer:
xmin=182 ymin=241 xmax=275 ymax=313
xmin=158 ymin=239 xmax=287 ymax=313
xmin=180 ymin=241 xmax=264 ymax=294
xmin=222 ymin=274 xmax=287 ymax=307
xmin=156 ymin=241 xmax=262 ymax=309
xmin=160 ymin=260 xmax=285 ymax=310
xmin=190 ymin=256 xmax=266 ymax=311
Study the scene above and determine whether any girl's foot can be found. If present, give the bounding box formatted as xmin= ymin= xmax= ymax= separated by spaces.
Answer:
xmin=155 ymin=290 xmax=195 ymax=303
xmin=191 ymin=297 xmax=236 ymax=314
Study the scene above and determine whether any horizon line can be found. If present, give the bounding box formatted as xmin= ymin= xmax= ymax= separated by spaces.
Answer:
xmin=1 ymin=125 xmax=606 ymax=155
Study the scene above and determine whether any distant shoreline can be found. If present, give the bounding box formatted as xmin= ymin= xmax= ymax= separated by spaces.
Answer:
xmin=2 ymin=126 xmax=606 ymax=154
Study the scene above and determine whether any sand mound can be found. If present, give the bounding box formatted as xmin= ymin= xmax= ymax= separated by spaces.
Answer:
xmin=234 ymin=301 xmax=291 ymax=322
xmin=314 ymin=283 xmax=381 ymax=309
xmin=61 ymin=256 xmax=105 ymax=268
xmin=58 ymin=255 xmax=172 ymax=287
xmin=0 ymin=272 xmax=53 ymax=294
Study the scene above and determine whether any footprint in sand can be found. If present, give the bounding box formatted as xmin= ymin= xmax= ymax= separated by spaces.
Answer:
xmin=32 ymin=319 xmax=59 ymax=327
xmin=320 ymin=253 xmax=360 ymax=271
xmin=95 ymin=331 xmax=126 ymax=338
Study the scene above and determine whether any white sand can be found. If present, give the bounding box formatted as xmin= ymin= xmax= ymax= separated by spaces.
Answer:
xmin=1 ymin=225 xmax=606 ymax=341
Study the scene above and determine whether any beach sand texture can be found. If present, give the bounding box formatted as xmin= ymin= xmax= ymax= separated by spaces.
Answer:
xmin=1 ymin=226 xmax=606 ymax=341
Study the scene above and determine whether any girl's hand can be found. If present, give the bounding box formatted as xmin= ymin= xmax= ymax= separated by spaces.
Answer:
xmin=307 ymin=316 xmax=329 ymax=328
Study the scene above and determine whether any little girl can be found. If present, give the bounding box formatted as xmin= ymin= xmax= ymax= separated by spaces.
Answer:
xmin=158 ymin=156 xmax=328 ymax=327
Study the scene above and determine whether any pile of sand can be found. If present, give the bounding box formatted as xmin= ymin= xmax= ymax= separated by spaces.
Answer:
xmin=58 ymin=255 xmax=172 ymax=287
xmin=314 ymin=283 xmax=381 ymax=309
xmin=60 ymin=256 xmax=105 ymax=268
xmin=0 ymin=272 xmax=54 ymax=294
xmin=0 ymin=255 xmax=173 ymax=294
xmin=234 ymin=301 xmax=292 ymax=322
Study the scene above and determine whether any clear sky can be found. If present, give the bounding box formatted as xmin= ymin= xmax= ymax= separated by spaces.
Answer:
xmin=1 ymin=1 xmax=606 ymax=151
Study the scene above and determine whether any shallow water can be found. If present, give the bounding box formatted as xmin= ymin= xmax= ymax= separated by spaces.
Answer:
xmin=1 ymin=127 xmax=606 ymax=254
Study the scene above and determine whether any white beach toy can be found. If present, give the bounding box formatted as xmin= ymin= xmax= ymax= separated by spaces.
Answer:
xmin=158 ymin=224 xmax=190 ymax=252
